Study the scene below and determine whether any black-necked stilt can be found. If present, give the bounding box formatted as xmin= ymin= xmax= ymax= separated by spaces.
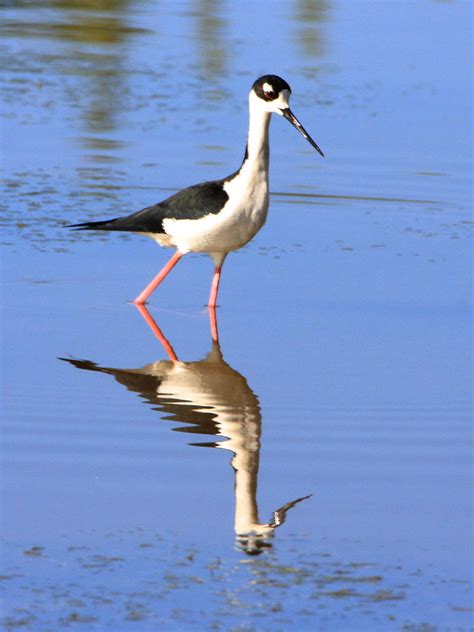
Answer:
xmin=71 ymin=75 xmax=324 ymax=306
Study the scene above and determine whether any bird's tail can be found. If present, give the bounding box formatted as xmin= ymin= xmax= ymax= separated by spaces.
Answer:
xmin=68 ymin=218 xmax=121 ymax=231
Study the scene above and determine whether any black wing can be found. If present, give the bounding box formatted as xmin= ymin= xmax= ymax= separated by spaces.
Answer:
xmin=69 ymin=180 xmax=229 ymax=234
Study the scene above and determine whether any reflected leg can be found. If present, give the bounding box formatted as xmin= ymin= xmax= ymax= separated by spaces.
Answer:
xmin=209 ymin=306 xmax=219 ymax=343
xmin=134 ymin=303 xmax=179 ymax=362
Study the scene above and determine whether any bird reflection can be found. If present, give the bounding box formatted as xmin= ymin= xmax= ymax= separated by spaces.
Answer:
xmin=60 ymin=305 xmax=310 ymax=555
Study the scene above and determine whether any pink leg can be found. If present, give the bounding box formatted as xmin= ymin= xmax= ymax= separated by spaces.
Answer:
xmin=133 ymin=250 xmax=182 ymax=304
xmin=208 ymin=266 xmax=222 ymax=308
xmin=134 ymin=303 xmax=179 ymax=362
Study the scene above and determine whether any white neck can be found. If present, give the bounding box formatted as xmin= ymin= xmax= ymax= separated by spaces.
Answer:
xmin=244 ymin=92 xmax=272 ymax=170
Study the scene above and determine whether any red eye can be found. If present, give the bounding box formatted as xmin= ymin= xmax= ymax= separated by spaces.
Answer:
xmin=264 ymin=89 xmax=275 ymax=100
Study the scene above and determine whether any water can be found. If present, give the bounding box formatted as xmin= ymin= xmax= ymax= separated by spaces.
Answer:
xmin=1 ymin=1 xmax=472 ymax=630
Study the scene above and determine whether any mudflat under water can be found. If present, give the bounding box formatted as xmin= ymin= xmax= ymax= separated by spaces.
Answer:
xmin=1 ymin=1 xmax=472 ymax=630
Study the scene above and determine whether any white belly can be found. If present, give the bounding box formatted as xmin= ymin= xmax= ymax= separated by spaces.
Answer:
xmin=162 ymin=172 xmax=269 ymax=255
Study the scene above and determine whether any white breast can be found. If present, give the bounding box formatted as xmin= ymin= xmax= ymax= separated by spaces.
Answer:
xmin=162 ymin=163 xmax=269 ymax=255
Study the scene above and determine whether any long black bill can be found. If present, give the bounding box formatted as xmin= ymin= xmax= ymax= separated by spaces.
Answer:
xmin=281 ymin=108 xmax=324 ymax=157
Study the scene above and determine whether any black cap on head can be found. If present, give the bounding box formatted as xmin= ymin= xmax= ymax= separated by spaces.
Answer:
xmin=252 ymin=74 xmax=324 ymax=158
xmin=252 ymin=75 xmax=291 ymax=101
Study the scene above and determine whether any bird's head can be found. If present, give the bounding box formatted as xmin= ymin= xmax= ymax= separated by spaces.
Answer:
xmin=250 ymin=74 xmax=324 ymax=157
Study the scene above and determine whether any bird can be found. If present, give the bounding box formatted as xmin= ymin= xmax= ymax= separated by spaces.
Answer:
xmin=70 ymin=74 xmax=324 ymax=307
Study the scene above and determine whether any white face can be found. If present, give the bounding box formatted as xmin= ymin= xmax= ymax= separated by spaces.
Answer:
xmin=268 ymin=88 xmax=291 ymax=114
xmin=250 ymin=87 xmax=291 ymax=115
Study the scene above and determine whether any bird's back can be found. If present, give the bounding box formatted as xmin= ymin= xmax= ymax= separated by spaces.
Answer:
xmin=71 ymin=179 xmax=231 ymax=234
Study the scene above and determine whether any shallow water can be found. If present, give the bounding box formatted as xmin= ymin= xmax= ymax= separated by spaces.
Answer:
xmin=1 ymin=1 xmax=472 ymax=630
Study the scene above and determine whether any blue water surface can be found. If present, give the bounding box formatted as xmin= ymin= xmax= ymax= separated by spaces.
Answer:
xmin=1 ymin=1 xmax=472 ymax=630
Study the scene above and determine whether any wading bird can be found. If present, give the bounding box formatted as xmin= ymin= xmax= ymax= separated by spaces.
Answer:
xmin=71 ymin=75 xmax=324 ymax=306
